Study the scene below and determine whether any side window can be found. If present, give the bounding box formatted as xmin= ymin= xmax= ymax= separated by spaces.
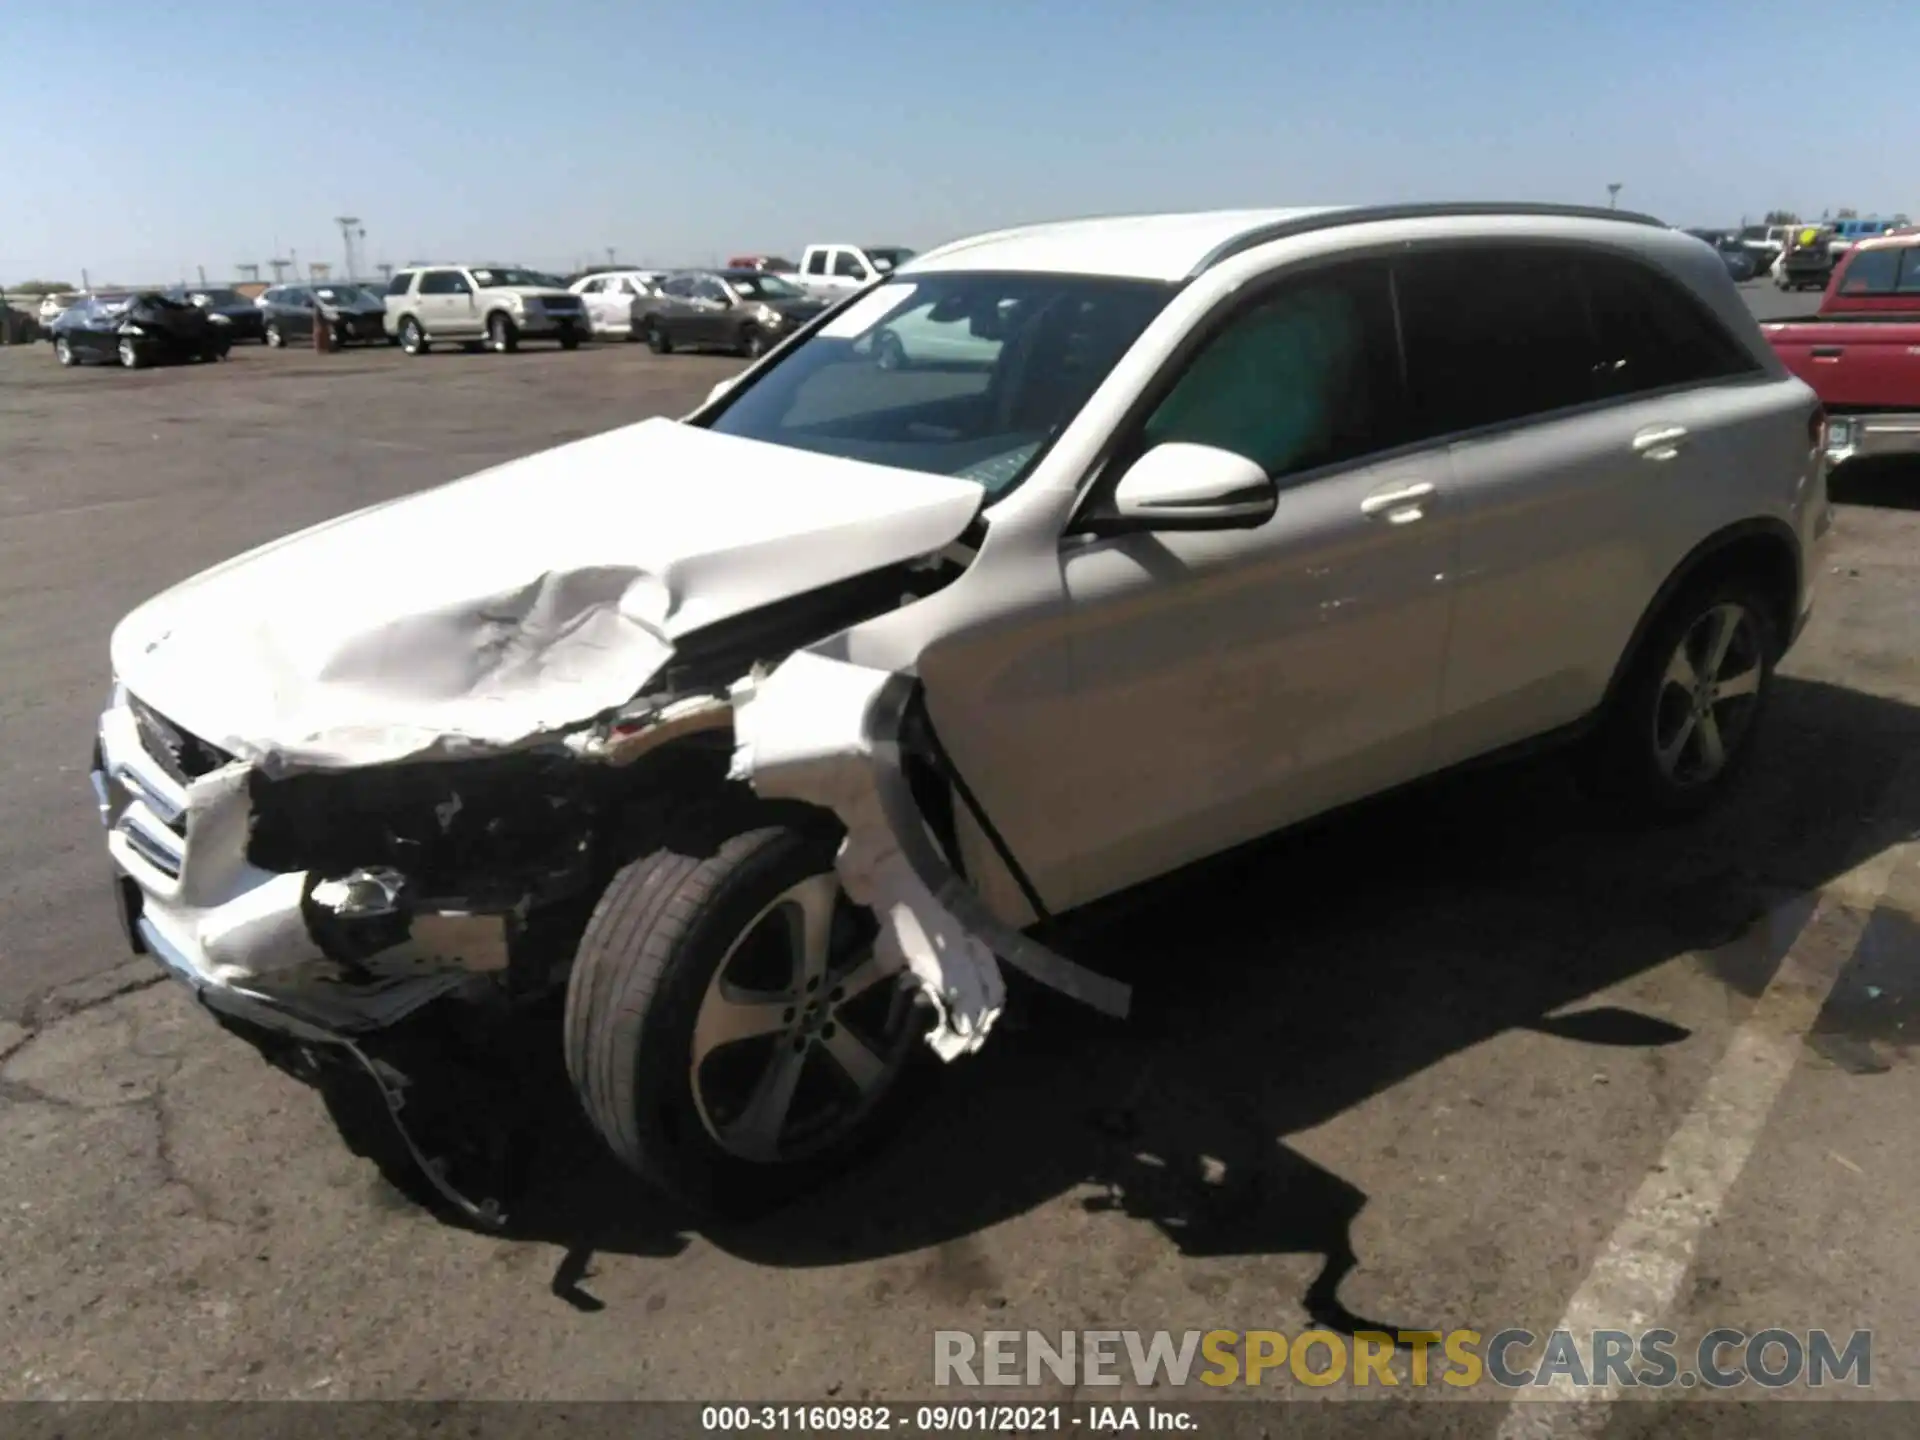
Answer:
xmin=419 ymin=270 xmax=456 ymax=296
xmin=448 ymin=271 xmax=474 ymax=295
xmin=1396 ymin=246 xmax=1597 ymax=437
xmin=661 ymin=275 xmax=695 ymax=299
xmin=1897 ymin=250 xmax=1920 ymax=294
xmin=386 ymin=271 xmax=414 ymax=297
xmin=579 ymin=277 xmax=603 ymax=294
xmin=693 ymin=277 xmax=728 ymax=303
xmin=1839 ymin=249 xmax=1901 ymax=295
xmin=832 ymin=250 xmax=867 ymax=280
xmin=805 ymin=250 xmax=829 ymax=277
xmin=261 ymin=288 xmax=280 ymax=306
xmin=1140 ymin=259 xmax=1406 ymax=482
xmin=1580 ymin=253 xmax=1759 ymax=396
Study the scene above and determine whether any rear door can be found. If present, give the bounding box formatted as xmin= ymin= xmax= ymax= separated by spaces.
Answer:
xmin=800 ymin=247 xmax=832 ymax=299
xmin=688 ymin=275 xmax=732 ymax=344
xmin=653 ymin=273 xmax=699 ymax=341
xmin=1402 ymin=243 xmax=1768 ymax=767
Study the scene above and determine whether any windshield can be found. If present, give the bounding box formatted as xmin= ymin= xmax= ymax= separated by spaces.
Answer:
xmin=703 ymin=273 xmax=1173 ymax=501
xmin=729 ymin=273 xmax=806 ymax=300
xmin=469 ymin=266 xmax=564 ymax=288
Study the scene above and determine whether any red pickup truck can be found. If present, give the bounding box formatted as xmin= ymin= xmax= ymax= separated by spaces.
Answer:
xmin=1762 ymin=231 xmax=1920 ymax=467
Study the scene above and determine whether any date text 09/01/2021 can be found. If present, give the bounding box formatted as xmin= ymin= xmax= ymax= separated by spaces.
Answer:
xmin=701 ymin=1404 xmax=1198 ymax=1432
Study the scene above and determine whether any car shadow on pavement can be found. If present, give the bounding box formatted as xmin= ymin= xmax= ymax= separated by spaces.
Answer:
xmin=1829 ymin=457 xmax=1920 ymax=513
xmin=318 ymin=674 xmax=1920 ymax=1329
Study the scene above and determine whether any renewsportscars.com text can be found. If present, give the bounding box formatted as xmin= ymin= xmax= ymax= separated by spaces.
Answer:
xmin=933 ymin=1328 xmax=1872 ymax=1390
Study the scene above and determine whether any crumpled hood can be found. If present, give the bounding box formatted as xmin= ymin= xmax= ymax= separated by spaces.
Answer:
xmin=110 ymin=418 xmax=984 ymax=771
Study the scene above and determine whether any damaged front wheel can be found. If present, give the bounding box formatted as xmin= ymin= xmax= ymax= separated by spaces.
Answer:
xmin=564 ymin=799 xmax=932 ymax=1215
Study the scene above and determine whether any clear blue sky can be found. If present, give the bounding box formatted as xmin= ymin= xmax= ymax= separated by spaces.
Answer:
xmin=10 ymin=0 xmax=1916 ymax=285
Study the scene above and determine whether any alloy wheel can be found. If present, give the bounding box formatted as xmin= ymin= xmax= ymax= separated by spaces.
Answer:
xmin=688 ymin=873 xmax=918 ymax=1164
xmin=1651 ymin=602 xmax=1764 ymax=788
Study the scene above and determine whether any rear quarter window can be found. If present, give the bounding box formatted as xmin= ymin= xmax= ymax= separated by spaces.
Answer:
xmin=1579 ymin=252 xmax=1759 ymax=396
xmin=385 ymin=271 xmax=415 ymax=297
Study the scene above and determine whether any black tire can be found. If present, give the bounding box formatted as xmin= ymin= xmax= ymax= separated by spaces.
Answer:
xmin=117 ymin=336 xmax=145 ymax=369
xmin=564 ymin=795 xmax=933 ymax=1216
xmin=54 ymin=336 xmax=75 ymax=367
xmin=487 ymin=311 xmax=519 ymax=354
xmin=558 ymin=328 xmax=582 ymax=351
xmin=645 ymin=319 xmax=672 ymax=354
xmin=265 ymin=321 xmax=285 ymax=348
xmin=874 ymin=329 xmax=908 ymax=370
xmin=738 ymin=324 xmax=767 ymax=359
xmin=399 ymin=316 xmax=429 ymax=355
xmin=1583 ymin=574 xmax=1779 ymax=822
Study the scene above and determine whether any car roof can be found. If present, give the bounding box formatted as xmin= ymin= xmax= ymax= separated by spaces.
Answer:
xmin=1849 ymin=230 xmax=1920 ymax=253
xmin=902 ymin=203 xmax=1669 ymax=283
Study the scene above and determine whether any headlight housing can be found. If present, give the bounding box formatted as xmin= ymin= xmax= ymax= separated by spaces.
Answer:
xmin=505 ymin=294 xmax=527 ymax=313
xmin=119 ymin=324 xmax=147 ymax=336
xmin=208 ymin=313 xmax=232 ymax=325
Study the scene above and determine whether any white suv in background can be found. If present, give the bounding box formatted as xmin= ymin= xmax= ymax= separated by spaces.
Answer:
xmin=382 ymin=264 xmax=589 ymax=354
xmin=91 ymin=203 xmax=1827 ymax=1220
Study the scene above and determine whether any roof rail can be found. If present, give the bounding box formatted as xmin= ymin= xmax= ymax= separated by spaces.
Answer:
xmin=1190 ymin=201 xmax=1670 ymax=277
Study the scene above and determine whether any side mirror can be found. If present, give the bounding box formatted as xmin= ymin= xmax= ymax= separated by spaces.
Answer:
xmin=1083 ymin=443 xmax=1277 ymax=536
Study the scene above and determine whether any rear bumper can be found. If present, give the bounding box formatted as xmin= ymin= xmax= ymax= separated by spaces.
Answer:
xmin=1827 ymin=413 xmax=1920 ymax=467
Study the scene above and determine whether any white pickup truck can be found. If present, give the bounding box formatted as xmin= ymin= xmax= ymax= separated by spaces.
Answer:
xmin=788 ymin=243 xmax=916 ymax=301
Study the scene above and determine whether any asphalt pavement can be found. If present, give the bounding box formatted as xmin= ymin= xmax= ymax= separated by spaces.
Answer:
xmin=4 ymin=281 xmax=1917 ymax=1416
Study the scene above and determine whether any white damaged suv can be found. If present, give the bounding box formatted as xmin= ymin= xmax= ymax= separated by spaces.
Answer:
xmin=92 ymin=204 xmax=1830 ymax=1220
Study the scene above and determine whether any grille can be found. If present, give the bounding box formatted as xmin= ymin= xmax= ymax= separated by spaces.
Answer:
xmin=130 ymin=697 xmax=231 ymax=788
xmin=541 ymin=295 xmax=582 ymax=311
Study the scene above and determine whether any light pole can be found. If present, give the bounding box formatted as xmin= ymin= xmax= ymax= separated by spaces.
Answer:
xmin=1607 ymin=183 xmax=1622 ymax=210
xmin=335 ymin=216 xmax=362 ymax=281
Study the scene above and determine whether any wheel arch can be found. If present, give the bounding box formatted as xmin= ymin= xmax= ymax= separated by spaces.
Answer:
xmin=1599 ymin=518 xmax=1803 ymax=714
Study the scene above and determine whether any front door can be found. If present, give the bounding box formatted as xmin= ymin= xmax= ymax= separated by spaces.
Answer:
xmin=1049 ymin=258 xmax=1458 ymax=906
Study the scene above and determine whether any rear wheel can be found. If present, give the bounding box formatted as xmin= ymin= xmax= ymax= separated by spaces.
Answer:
xmin=265 ymin=321 xmax=285 ymax=348
xmin=117 ymin=336 xmax=145 ymax=369
xmin=399 ymin=316 xmax=429 ymax=355
xmin=1585 ymin=576 xmax=1778 ymax=821
xmin=558 ymin=328 xmax=582 ymax=351
xmin=564 ymin=797 xmax=932 ymax=1215
xmin=874 ymin=329 xmax=908 ymax=370
xmin=54 ymin=336 xmax=75 ymax=367
xmin=645 ymin=319 xmax=673 ymax=354
xmin=738 ymin=325 xmax=768 ymax=359
xmin=487 ymin=312 xmax=519 ymax=354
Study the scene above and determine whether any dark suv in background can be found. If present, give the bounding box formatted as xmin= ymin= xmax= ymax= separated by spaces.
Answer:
xmin=258 ymin=283 xmax=390 ymax=348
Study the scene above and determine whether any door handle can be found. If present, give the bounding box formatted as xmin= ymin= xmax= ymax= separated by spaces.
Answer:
xmin=1359 ymin=481 xmax=1436 ymax=521
xmin=1632 ymin=424 xmax=1690 ymax=461
xmin=1811 ymin=346 xmax=1843 ymax=359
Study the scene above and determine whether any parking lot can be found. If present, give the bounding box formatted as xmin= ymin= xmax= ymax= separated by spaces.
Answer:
xmin=3 ymin=283 xmax=1919 ymax=1416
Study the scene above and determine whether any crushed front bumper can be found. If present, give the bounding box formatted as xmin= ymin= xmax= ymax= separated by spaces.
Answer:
xmin=90 ymin=693 xmax=477 ymax=1041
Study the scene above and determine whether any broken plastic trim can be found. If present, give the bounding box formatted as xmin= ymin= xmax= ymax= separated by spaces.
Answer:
xmin=730 ymin=651 xmax=1130 ymax=1061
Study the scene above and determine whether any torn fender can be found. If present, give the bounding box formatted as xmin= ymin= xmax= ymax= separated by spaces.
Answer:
xmin=729 ymin=650 xmax=1130 ymax=1060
